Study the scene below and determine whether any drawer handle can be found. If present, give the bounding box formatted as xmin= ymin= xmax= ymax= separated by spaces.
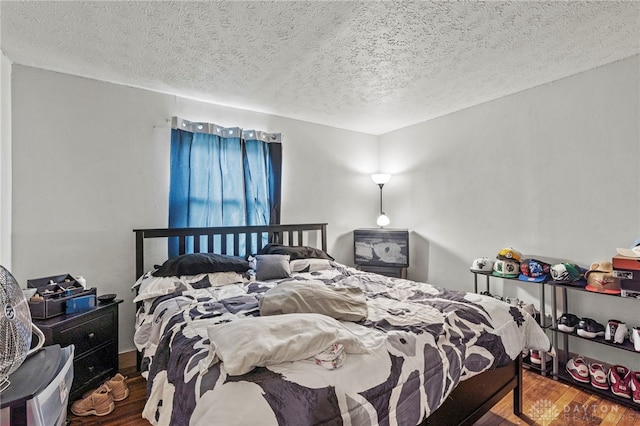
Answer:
xmin=88 ymin=332 xmax=95 ymax=339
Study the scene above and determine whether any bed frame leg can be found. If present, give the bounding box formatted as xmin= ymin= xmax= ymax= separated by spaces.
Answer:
xmin=513 ymin=356 xmax=523 ymax=416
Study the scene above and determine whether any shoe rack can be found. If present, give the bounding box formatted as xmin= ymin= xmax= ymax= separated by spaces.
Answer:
xmin=548 ymin=281 xmax=640 ymax=409
xmin=471 ymin=271 xmax=553 ymax=376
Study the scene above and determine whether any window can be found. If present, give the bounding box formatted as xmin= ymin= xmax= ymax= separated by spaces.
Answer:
xmin=168 ymin=118 xmax=281 ymax=256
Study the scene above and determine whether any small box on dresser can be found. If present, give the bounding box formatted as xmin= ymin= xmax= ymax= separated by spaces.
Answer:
xmin=26 ymin=273 xmax=97 ymax=319
xmin=32 ymin=299 xmax=122 ymax=402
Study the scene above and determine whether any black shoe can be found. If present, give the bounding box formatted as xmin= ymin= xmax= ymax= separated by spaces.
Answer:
xmin=576 ymin=318 xmax=605 ymax=339
xmin=558 ymin=313 xmax=580 ymax=333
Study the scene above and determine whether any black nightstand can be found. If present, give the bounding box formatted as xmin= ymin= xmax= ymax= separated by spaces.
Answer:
xmin=32 ymin=299 xmax=122 ymax=402
xmin=357 ymin=264 xmax=408 ymax=278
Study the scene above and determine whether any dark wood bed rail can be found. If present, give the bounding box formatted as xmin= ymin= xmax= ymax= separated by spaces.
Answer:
xmin=133 ymin=223 xmax=327 ymax=280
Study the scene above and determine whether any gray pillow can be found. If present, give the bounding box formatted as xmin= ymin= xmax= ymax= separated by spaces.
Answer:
xmin=255 ymin=254 xmax=291 ymax=281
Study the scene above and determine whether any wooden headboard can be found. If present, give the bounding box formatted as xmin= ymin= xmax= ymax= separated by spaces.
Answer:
xmin=133 ymin=223 xmax=328 ymax=280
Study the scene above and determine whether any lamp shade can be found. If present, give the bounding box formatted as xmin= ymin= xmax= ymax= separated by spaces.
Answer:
xmin=371 ymin=173 xmax=391 ymax=185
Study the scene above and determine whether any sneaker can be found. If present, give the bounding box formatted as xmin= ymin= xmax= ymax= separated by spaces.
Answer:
xmin=71 ymin=384 xmax=115 ymax=416
xmin=566 ymin=357 xmax=590 ymax=383
xmin=519 ymin=302 xmax=536 ymax=317
xmin=530 ymin=350 xmax=541 ymax=364
xmin=82 ymin=373 xmax=129 ymax=402
xmin=630 ymin=371 xmax=640 ymax=404
xmin=576 ymin=318 xmax=606 ymax=339
xmin=558 ymin=313 xmax=581 ymax=333
xmin=631 ymin=327 xmax=640 ymax=352
xmin=605 ymin=320 xmax=628 ymax=344
xmin=588 ymin=362 xmax=609 ymax=390
xmin=505 ymin=296 xmax=520 ymax=306
xmin=608 ymin=365 xmax=631 ymax=399
xmin=605 ymin=319 xmax=617 ymax=341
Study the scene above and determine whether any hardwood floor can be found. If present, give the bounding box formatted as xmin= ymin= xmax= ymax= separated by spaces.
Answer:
xmin=67 ymin=366 xmax=152 ymax=426
xmin=476 ymin=370 xmax=639 ymax=426
xmin=67 ymin=368 xmax=639 ymax=426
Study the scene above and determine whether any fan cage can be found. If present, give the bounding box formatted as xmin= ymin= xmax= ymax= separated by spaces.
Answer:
xmin=0 ymin=266 xmax=34 ymax=392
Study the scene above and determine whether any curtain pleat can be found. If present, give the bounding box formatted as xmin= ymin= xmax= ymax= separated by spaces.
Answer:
xmin=168 ymin=128 xmax=192 ymax=230
xmin=244 ymin=139 xmax=270 ymax=226
xmin=267 ymin=142 xmax=282 ymax=225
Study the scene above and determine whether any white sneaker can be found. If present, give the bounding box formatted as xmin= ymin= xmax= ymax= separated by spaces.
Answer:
xmin=566 ymin=357 xmax=590 ymax=383
xmin=519 ymin=302 xmax=536 ymax=317
xmin=631 ymin=327 xmax=640 ymax=352
xmin=615 ymin=322 xmax=628 ymax=344
xmin=589 ymin=362 xmax=609 ymax=390
xmin=605 ymin=320 xmax=628 ymax=344
xmin=505 ymin=297 xmax=520 ymax=306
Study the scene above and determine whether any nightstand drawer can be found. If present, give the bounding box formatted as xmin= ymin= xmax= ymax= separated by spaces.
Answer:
xmin=57 ymin=311 xmax=115 ymax=356
xmin=72 ymin=344 xmax=118 ymax=396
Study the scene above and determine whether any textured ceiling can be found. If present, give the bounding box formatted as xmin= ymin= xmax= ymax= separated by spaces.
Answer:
xmin=2 ymin=1 xmax=639 ymax=135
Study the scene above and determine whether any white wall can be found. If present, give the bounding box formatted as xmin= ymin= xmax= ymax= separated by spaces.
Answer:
xmin=0 ymin=52 xmax=10 ymax=268
xmin=10 ymin=65 xmax=378 ymax=353
xmin=380 ymin=55 xmax=640 ymax=368
xmin=10 ymin=56 xmax=640 ymax=369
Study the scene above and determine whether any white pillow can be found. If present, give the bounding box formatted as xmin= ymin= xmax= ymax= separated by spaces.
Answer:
xmin=133 ymin=271 xmax=248 ymax=302
xmin=206 ymin=313 xmax=368 ymax=376
xmin=290 ymin=258 xmax=334 ymax=273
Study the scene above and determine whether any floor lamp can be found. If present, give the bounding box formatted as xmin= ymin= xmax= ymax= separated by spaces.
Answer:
xmin=371 ymin=173 xmax=391 ymax=227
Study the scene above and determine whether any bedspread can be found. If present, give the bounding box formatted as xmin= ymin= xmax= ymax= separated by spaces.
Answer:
xmin=134 ymin=264 xmax=550 ymax=426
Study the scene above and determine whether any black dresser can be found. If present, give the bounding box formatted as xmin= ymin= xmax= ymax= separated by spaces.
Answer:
xmin=32 ymin=300 xmax=122 ymax=402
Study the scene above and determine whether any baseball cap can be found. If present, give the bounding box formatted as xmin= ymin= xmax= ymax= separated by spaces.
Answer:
xmin=497 ymin=247 xmax=523 ymax=263
xmin=550 ymin=263 xmax=585 ymax=285
xmin=493 ymin=259 xmax=520 ymax=278
xmin=585 ymin=261 xmax=621 ymax=294
xmin=616 ymin=237 xmax=640 ymax=258
xmin=470 ymin=257 xmax=494 ymax=273
xmin=518 ymin=259 xmax=551 ymax=282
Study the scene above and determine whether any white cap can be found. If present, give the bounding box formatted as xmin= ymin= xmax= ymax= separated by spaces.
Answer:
xmin=470 ymin=257 xmax=494 ymax=272
xmin=616 ymin=246 xmax=640 ymax=258
xmin=616 ymin=238 xmax=640 ymax=258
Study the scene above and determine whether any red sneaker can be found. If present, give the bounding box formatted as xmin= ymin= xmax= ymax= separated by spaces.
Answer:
xmin=588 ymin=362 xmax=608 ymax=390
xmin=566 ymin=357 xmax=589 ymax=383
xmin=530 ymin=350 xmax=541 ymax=365
xmin=608 ymin=365 xmax=631 ymax=399
xmin=630 ymin=371 xmax=640 ymax=404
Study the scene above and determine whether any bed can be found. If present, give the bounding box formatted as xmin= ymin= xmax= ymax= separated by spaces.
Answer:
xmin=132 ymin=223 xmax=550 ymax=426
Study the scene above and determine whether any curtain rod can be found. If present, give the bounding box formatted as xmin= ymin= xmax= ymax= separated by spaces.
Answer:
xmin=171 ymin=117 xmax=281 ymax=143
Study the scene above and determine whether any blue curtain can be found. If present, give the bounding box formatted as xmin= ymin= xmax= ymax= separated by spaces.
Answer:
xmin=168 ymin=118 xmax=282 ymax=256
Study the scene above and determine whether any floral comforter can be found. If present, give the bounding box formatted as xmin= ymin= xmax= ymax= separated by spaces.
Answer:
xmin=133 ymin=264 xmax=549 ymax=426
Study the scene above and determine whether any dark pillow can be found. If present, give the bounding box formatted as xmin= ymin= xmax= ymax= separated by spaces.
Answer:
xmin=255 ymin=254 xmax=291 ymax=281
xmin=258 ymin=243 xmax=334 ymax=260
xmin=152 ymin=253 xmax=250 ymax=277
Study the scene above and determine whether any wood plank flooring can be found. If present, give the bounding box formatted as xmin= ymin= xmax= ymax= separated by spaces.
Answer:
xmin=67 ymin=366 xmax=151 ymax=426
xmin=475 ymin=369 xmax=639 ymax=426
xmin=67 ymin=368 xmax=639 ymax=426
